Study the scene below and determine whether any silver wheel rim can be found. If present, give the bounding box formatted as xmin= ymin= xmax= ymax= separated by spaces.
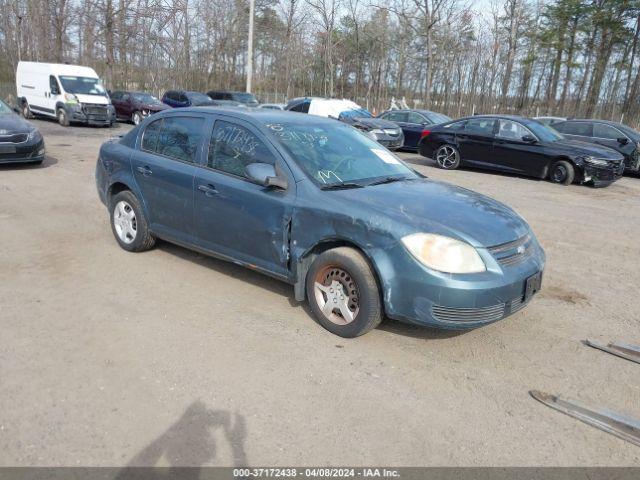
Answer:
xmin=58 ymin=111 xmax=65 ymax=123
xmin=436 ymin=146 xmax=458 ymax=168
xmin=313 ymin=267 xmax=360 ymax=325
xmin=133 ymin=113 xmax=141 ymax=125
xmin=113 ymin=200 xmax=137 ymax=244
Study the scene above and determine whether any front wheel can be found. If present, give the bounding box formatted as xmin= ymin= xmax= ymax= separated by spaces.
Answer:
xmin=57 ymin=108 xmax=69 ymax=127
xmin=435 ymin=144 xmax=461 ymax=169
xmin=109 ymin=190 xmax=156 ymax=252
xmin=306 ymin=247 xmax=383 ymax=338
xmin=131 ymin=111 xmax=143 ymax=125
xmin=549 ymin=160 xmax=575 ymax=185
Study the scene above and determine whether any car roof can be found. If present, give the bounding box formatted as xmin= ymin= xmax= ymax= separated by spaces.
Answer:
xmin=160 ymin=106 xmax=337 ymax=125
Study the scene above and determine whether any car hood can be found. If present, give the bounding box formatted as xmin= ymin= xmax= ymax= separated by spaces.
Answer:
xmin=0 ymin=113 xmax=32 ymax=133
xmin=331 ymin=178 xmax=530 ymax=248
xmin=343 ymin=117 xmax=399 ymax=131
xmin=76 ymin=94 xmax=110 ymax=105
xmin=141 ymin=103 xmax=169 ymax=112
xmin=552 ymin=139 xmax=623 ymax=160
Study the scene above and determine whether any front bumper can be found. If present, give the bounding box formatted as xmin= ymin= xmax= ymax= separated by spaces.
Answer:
xmin=373 ymin=132 xmax=404 ymax=150
xmin=0 ymin=139 xmax=45 ymax=164
xmin=372 ymin=235 xmax=546 ymax=329
xmin=582 ymin=161 xmax=624 ymax=187
xmin=66 ymin=103 xmax=116 ymax=125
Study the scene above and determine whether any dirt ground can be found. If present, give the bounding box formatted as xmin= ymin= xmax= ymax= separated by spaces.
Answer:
xmin=1 ymin=118 xmax=639 ymax=467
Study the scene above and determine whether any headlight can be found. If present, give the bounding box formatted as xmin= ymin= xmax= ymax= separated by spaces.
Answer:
xmin=401 ymin=233 xmax=486 ymax=274
xmin=369 ymin=129 xmax=384 ymax=135
xmin=27 ymin=126 xmax=41 ymax=141
xmin=582 ymin=156 xmax=609 ymax=167
xmin=64 ymin=93 xmax=79 ymax=104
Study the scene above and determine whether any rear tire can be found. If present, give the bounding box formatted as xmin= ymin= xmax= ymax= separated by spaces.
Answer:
xmin=435 ymin=144 xmax=461 ymax=169
xmin=109 ymin=190 xmax=156 ymax=252
xmin=549 ymin=160 xmax=575 ymax=185
xmin=57 ymin=108 xmax=69 ymax=127
xmin=306 ymin=247 xmax=382 ymax=338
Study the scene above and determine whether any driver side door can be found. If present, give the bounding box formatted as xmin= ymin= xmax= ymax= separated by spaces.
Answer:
xmin=193 ymin=118 xmax=295 ymax=278
xmin=492 ymin=119 xmax=547 ymax=176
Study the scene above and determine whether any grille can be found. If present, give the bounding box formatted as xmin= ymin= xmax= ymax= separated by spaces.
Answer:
xmin=0 ymin=133 xmax=28 ymax=143
xmin=432 ymin=303 xmax=506 ymax=323
xmin=489 ymin=234 xmax=533 ymax=268
xmin=83 ymin=104 xmax=109 ymax=116
xmin=509 ymin=296 xmax=527 ymax=314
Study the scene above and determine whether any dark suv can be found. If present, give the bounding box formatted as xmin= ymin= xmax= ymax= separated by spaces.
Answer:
xmin=162 ymin=90 xmax=216 ymax=108
xmin=553 ymin=119 xmax=640 ymax=174
xmin=206 ymin=90 xmax=259 ymax=107
xmin=419 ymin=115 xmax=625 ymax=187
xmin=110 ymin=91 xmax=169 ymax=125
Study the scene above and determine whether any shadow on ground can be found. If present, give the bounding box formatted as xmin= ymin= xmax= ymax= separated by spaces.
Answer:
xmin=116 ymin=401 xmax=247 ymax=478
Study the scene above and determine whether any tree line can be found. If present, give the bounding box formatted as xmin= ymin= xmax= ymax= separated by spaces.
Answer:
xmin=1 ymin=0 xmax=639 ymax=125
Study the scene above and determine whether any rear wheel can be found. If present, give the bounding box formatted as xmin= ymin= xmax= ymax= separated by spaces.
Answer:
xmin=435 ymin=144 xmax=461 ymax=169
xmin=306 ymin=247 xmax=382 ymax=338
xmin=57 ymin=108 xmax=69 ymax=127
xmin=549 ymin=160 xmax=575 ymax=185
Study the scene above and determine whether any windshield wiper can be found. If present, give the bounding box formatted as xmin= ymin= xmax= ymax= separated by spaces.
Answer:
xmin=367 ymin=176 xmax=412 ymax=186
xmin=320 ymin=182 xmax=365 ymax=190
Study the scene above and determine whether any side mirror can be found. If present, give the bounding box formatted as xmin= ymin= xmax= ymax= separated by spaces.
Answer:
xmin=617 ymin=137 xmax=629 ymax=145
xmin=245 ymin=163 xmax=287 ymax=189
xmin=522 ymin=134 xmax=537 ymax=143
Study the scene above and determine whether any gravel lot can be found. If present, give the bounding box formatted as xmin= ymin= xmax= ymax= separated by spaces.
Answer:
xmin=1 ymin=118 xmax=639 ymax=467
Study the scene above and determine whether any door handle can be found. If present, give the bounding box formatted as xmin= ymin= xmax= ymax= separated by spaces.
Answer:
xmin=136 ymin=165 xmax=152 ymax=176
xmin=197 ymin=184 xmax=219 ymax=197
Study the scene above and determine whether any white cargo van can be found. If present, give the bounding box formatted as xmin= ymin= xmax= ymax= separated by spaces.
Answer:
xmin=16 ymin=62 xmax=115 ymax=127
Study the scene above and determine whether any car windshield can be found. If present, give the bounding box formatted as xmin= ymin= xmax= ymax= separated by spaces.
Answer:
xmin=526 ymin=120 xmax=564 ymax=142
xmin=233 ymin=93 xmax=258 ymax=104
xmin=59 ymin=76 xmax=106 ymax=95
xmin=427 ymin=112 xmax=451 ymax=124
xmin=132 ymin=93 xmax=162 ymax=104
xmin=265 ymin=121 xmax=418 ymax=186
xmin=339 ymin=108 xmax=373 ymax=120
xmin=186 ymin=92 xmax=214 ymax=104
xmin=0 ymin=100 xmax=12 ymax=114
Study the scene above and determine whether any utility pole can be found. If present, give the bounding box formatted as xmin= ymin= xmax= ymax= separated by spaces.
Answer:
xmin=246 ymin=0 xmax=255 ymax=93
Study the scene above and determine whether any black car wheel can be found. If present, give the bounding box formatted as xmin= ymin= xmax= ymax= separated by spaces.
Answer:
xmin=306 ymin=247 xmax=382 ymax=338
xmin=435 ymin=144 xmax=460 ymax=169
xmin=57 ymin=108 xmax=69 ymax=127
xmin=22 ymin=101 xmax=33 ymax=119
xmin=549 ymin=160 xmax=575 ymax=185
xmin=109 ymin=190 xmax=156 ymax=252
xmin=132 ymin=111 xmax=143 ymax=125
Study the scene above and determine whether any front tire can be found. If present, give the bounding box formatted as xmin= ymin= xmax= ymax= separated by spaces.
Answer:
xmin=131 ymin=111 xmax=143 ymax=125
xmin=57 ymin=108 xmax=69 ymax=127
xmin=435 ymin=144 xmax=461 ymax=169
xmin=109 ymin=190 xmax=156 ymax=252
xmin=306 ymin=247 xmax=382 ymax=338
xmin=549 ymin=160 xmax=575 ymax=185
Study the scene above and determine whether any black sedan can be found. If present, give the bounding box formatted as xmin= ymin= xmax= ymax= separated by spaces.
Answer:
xmin=553 ymin=119 xmax=640 ymax=174
xmin=0 ymin=99 xmax=45 ymax=165
xmin=419 ymin=115 xmax=625 ymax=187
xmin=378 ymin=109 xmax=451 ymax=150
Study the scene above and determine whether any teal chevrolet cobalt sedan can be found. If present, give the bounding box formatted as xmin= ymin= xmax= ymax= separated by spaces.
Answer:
xmin=96 ymin=108 xmax=545 ymax=337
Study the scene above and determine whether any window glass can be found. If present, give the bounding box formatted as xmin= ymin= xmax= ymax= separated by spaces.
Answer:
xmin=406 ymin=112 xmax=426 ymax=124
xmin=110 ymin=91 xmax=123 ymax=100
xmin=497 ymin=120 xmax=531 ymax=140
xmin=559 ymin=122 xmax=592 ymax=136
xmin=264 ymin=120 xmax=417 ymax=186
xmin=49 ymin=76 xmax=60 ymax=95
xmin=290 ymin=101 xmax=310 ymax=113
xmin=465 ymin=118 xmax=496 ymax=135
xmin=122 ymin=93 xmax=130 ymax=101
xmin=142 ymin=119 xmax=162 ymax=153
xmin=208 ymin=120 xmax=276 ymax=177
xmin=153 ymin=117 xmax=204 ymax=163
xmin=426 ymin=112 xmax=451 ymax=124
xmin=382 ymin=111 xmax=406 ymax=122
xmin=594 ymin=123 xmax=625 ymax=140
xmin=59 ymin=76 xmax=105 ymax=95
xmin=443 ymin=120 xmax=465 ymax=130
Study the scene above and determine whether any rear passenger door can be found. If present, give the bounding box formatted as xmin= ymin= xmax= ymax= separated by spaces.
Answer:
xmin=193 ymin=118 xmax=295 ymax=277
xmin=131 ymin=115 xmax=206 ymax=242
xmin=404 ymin=111 xmax=429 ymax=149
xmin=457 ymin=118 xmax=496 ymax=164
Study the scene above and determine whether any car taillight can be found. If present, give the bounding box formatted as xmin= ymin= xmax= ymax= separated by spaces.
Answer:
xmin=421 ymin=129 xmax=431 ymax=138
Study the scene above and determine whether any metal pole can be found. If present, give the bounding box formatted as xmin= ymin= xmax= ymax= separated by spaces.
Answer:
xmin=246 ymin=0 xmax=254 ymax=93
